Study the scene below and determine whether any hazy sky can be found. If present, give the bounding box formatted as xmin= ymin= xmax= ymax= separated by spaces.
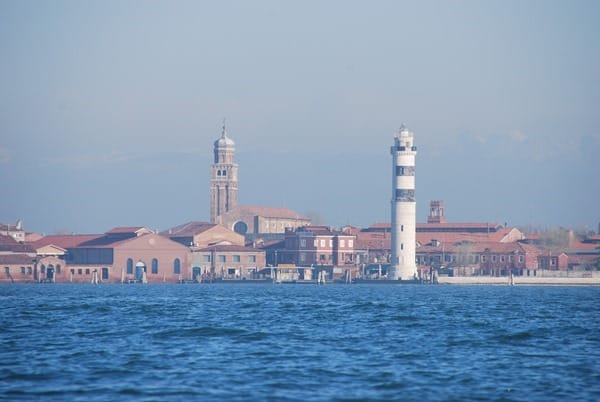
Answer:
xmin=1 ymin=0 xmax=599 ymax=235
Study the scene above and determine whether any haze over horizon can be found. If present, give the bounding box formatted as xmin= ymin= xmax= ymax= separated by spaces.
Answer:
xmin=1 ymin=1 xmax=599 ymax=235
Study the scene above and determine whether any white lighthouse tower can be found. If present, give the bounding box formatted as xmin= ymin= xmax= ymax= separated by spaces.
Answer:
xmin=390 ymin=125 xmax=417 ymax=280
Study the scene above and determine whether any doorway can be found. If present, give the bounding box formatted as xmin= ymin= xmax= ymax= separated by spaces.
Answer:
xmin=135 ymin=261 xmax=146 ymax=281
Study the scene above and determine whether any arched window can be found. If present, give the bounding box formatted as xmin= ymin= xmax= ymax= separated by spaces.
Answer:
xmin=174 ymin=258 xmax=181 ymax=274
xmin=151 ymin=258 xmax=158 ymax=274
xmin=127 ymin=258 xmax=133 ymax=274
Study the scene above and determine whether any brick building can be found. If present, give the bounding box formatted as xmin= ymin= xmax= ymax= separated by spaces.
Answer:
xmin=29 ymin=227 xmax=190 ymax=283
xmin=278 ymin=226 xmax=356 ymax=267
xmin=162 ymin=221 xmax=245 ymax=248
xmin=190 ymin=244 xmax=266 ymax=280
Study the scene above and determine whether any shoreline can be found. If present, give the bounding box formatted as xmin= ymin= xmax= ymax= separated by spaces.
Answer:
xmin=2 ymin=277 xmax=600 ymax=286
xmin=436 ymin=276 xmax=600 ymax=286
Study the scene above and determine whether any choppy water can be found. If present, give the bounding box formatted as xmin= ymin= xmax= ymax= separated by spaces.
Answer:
xmin=1 ymin=284 xmax=598 ymax=401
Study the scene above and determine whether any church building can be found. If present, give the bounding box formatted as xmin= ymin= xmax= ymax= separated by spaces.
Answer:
xmin=210 ymin=123 xmax=310 ymax=236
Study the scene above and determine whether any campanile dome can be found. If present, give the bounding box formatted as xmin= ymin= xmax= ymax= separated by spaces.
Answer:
xmin=214 ymin=124 xmax=235 ymax=148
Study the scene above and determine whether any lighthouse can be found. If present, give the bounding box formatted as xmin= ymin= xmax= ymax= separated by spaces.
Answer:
xmin=390 ymin=125 xmax=417 ymax=280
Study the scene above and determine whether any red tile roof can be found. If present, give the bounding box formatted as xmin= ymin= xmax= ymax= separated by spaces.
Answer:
xmin=105 ymin=227 xmax=150 ymax=235
xmin=235 ymin=205 xmax=310 ymax=220
xmin=365 ymin=222 xmax=502 ymax=231
xmin=570 ymin=239 xmax=600 ymax=250
xmin=162 ymin=221 xmax=217 ymax=237
xmin=0 ymin=254 xmax=36 ymax=264
xmin=0 ymin=234 xmax=18 ymax=245
xmin=0 ymin=234 xmax=36 ymax=253
xmin=25 ymin=233 xmax=43 ymax=242
xmin=31 ymin=234 xmax=103 ymax=249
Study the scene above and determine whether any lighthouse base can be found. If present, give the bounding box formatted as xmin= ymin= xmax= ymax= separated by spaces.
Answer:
xmin=391 ymin=265 xmax=418 ymax=281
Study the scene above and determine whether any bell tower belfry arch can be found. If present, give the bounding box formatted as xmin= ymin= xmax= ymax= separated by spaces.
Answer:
xmin=210 ymin=121 xmax=238 ymax=223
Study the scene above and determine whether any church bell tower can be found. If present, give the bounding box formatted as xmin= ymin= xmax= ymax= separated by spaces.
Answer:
xmin=210 ymin=122 xmax=238 ymax=223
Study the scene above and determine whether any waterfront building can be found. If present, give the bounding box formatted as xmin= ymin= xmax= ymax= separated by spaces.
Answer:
xmin=190 ymin=244 xmax=266 ymax=281
xmin=30 ymin=227 xmax=190 ymax=283
xmin=162 ymin=221 xmax=245 ymax=248
xmin=210 ymin=123 xmax=310 ymax=236
xmin=260 ymin=225 xmax=357 ymax=282
xmin=0 ymin=234 xmax=37 ymax=283
xmin=0 ymin=220 xmax=26 ymax=243
xmin=278 ymin=226 xmax=356 ymax=267
xmin=390 ymin=125 xmax=418 ymax=280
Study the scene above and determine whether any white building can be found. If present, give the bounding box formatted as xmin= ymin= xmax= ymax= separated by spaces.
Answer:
xmin=390 ymin=125 xmax=417 ymax=280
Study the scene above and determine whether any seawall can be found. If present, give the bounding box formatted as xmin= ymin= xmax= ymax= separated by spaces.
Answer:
xmin=438 ymin=276 xmax=600 ymax=286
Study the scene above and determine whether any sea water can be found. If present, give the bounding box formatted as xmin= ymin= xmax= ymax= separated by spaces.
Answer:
xmin=1 ymin=284 xmax=598 ymax=401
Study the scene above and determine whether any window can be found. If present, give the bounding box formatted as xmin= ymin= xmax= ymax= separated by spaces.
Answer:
xmin=218 ymin=255 xmax=226 ymax=263
xmin=519 ymin=255 xmax=524 ymax=263
xmin=300 ymin=239 xmax=306 ymax=247
xmin=320 ymin=239 xmax=325 ymax=247
xmin=152 ymin=258 xmax=158 ymax=274
xmin=491 ymin=255 xmax=497 ymax=262
xmin=313 ymin=239 xmax=318 ymax=247
xmin=56 ymin=264 xmax=61 ymax=274
xmin=481 ymin=255 xmax=487 ymax=262
xmin=233 ymin=221 xmax=248 ymax=234
xmin=41 ymin=265 xmax=46 ymax=274
xmin=340 ymin=239 xmax=345 ymax=248
xmin=329 ymin=239 xmax=333 ymax=247
xmin=401 ymin=225 xmax=404 ymax=232
xmin=127 ymin=258 xmax=133 ymax=274
xmin=85 ymin=268 xmax=90 ymax=275
xmin=222 ymin=170 xmax=227 ymax=176
xmin=248 ymin=255 xmax=256 ymax=263
xmin=500 ymin=255 xmax=505 ymax=263
xmin=395 ymin=165 xmax=415 ymax=176
xmin=300 ymin=253 xmax=306 ymax=262
xmin=4 ymin=267 xmax=9 ymax=275
xmin=348 ymin=239 xmax=353 ymax=248
xmin=101 ymin=267 xmax=109 ymax=280
xmin=401 ymin=243 xmax=404 ymax=250
xmin=395 ymin=189 xmax=415 ymax=202
xmin=509 ymin=255 xmax=513 ymax=263
xmin=174 ymin=258 xmax=181 ymax=274
xmin=233 ymin=255 xmax=240 ymax=262
xmin=78 ymin=269 xmax=83 ymax=275
xmin=20 ymin=266 xmax=25 ymax=274
xmin=202 ymin=255 xmax=211 ymax=262
xmin=217 ymin=170 xmax=222 ymax=176
xmin=27 ymin=267 xmax=32 ymax=274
